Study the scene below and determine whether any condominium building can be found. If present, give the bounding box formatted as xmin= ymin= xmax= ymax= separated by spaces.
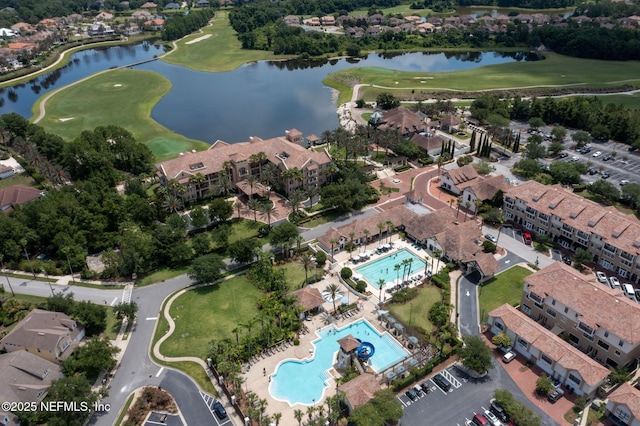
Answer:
xmin=503 ymin=180 xmax=640 ymax=283
xmin=519 ymin=262 xmax=640 ymax=369
xmin=156 ymin=130 xmax=332 ymax=200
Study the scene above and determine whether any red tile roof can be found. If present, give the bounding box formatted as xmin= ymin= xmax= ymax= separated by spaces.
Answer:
xmin=337 ymin=334 xmax=361 ymax=353
xmin=0 ymin=184 xmax=42 ymax=211
xmin=338 ymin=373 xmax=381 ymax=408
xmin=289 ymin=286 xmax=325 ymax=311
xmin=608 ymin=383 xmax=640 ymax=420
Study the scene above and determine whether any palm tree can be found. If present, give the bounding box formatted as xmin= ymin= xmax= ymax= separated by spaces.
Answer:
xmin=287 ymin=189 xmax=306 ymax=214
xmin=348 ymin=232 xmax=356 ymax=260
xmin=362 ymin=229 xmax=370 ymax=252
xmin=249 ymin=151 xmax=267 ymax=178
xmin=294 ymin=409 xmax=304 ymax=426
xmin=434 ymin=249 xmax=443 ymax=272
xmin=189 ymin=172 xmax=206 ymax=199
xmin=324 ymin=162 xmax=339 ymax=184
xmin=307 ymin=405 xmax=315 ymax=421
xmin=401 ymin=258 xmax=410 ymax=283
xmin=245 ymin=174 xmax=258 ymax=200
xmin=232 ymin=327 xmax=240 ymax=346
xmin=464 ymin=201 xmax=472 ymax=221
xmin=394 ymin=263 xmax=401 ymax=285
xmin=259 ymin=202 xmax=277 ymax=227
xmin=162 ymin=195 xmax=182 ymax=213
xmin=299 ymin=253 xmax=315 ymax=285
xmin=233 ymin=200 xmax=243 ymax=218
xmin=424 ymin=255 xmax=431 ymax=274
xmin=378 ymin=278 xmax=385 ymax=303
xmin=247 ymin=198 xmax=260 ymax=222
xmin=329 ymin=238 xmax=337 ymax=263
xmin=377 ymin=222 xmax=385 ymax=242
xmin=262 ymin=162 xmax=279 ymax=196
xmin=215 ymin=175 xmax=234 ymax=197
xmin=272 ymin=413 xmax=282 ymax=426
xmin=326 ymin=283 xmax=340 ymax=315
xmin=474 ymin=198 xmax=482 ymax=219
xmin=387 ymin=222 xmax=396 ymax=244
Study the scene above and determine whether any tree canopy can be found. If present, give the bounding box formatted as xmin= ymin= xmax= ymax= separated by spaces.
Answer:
xmin=188 ymin=253 xmax=226 ymax=285
xmin=459 ymin=335 xmax=494 ymax=374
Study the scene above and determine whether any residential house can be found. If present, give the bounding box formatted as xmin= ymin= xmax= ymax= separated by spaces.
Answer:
xmin=141 ymin=1 xmax=158 ymax=9
xmin=605 ymin=383 xmax=640 ymax=426
xmin=88 ymin=23 xmax=115 ymax=36
xmin=460 ymin=174 xmax=510 ymax=212
xmin=283 ymin=15 xmax=300 ymax=26
xmin=376 ymin=106 xmax=426 ymax=136
xmin=0 ymin=309 xmax=85 ymax=363
xmin=95 ymin=11 xmax=114 ymax=21
xmin=37 ymin=18 xmax=59 ymax=30
xmin=0 ymin=410 xmax=18 ymax=426
xmin=404 ymin=15 xmax=421 ymax=24
xmin=156 ymin=130 xmax=332 ymax=200
xmin=131 ymin=11 xmax=153 ymax=20
xmin=410 ymin=133 xmax=446 ymax=157
xmin=195 ymin=0 xmax=210 ymax=7
xmin=143 ymin=19 xmax=164 ymax=30
xmin=7 ymin=42 xmax=36 ymax=55
xmin=10 ymin=22 xmax=34 ymax=35
xmin=303 ymin=17 xmax=321 ymax=26
xmin=306 ymin=134 xmax=319 ymax=145
xmin=440 ymin=114 xmax=462 ymax=133
xmin=0 ymin=351 xmax=63 ymax=405
xmin=165 ymin=2 xmax=181 ymax=9
xmin=338 ymin=373 xmax=381 ymax=412
xmin=0 ymin=164 xmax=15 ymax=179
xmin=503 ymin=180 xmax=640 ymax=283
xmin=519 ymin=261 xmax=640 ymax=369
xmin=320 ymin=16 xmax=335 ymax=26
xmin=488 ymin=303 xmax=610 ymax=397
xmin=440 ymin=164 xmax=479 ymax=195
xmin=0 ymin=184 xmax=42 ymax=211
xmin=0 ymin=28 xmax=15 ymax=38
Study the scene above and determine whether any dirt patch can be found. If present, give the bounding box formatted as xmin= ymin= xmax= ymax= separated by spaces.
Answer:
xmin=185 ymin=34 xmax=212 ymax=45
xmin=59 ymin=117 xmax=74 ymax=122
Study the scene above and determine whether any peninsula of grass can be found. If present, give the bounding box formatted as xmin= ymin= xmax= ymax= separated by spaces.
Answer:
xmin=158 ymin=275 xmax=263 ymax=358
xmin=478 ymin=265 xmax=532 ymax=322
xmin=32 ymin=68 xmax=209 ymax=161
xmin=161 ymin=11 xmax=291 ymax=72
xmin=387 ymin=285 xmax=441 ymax=339
xmin=324 ymin=53 xmax=640 ymax=105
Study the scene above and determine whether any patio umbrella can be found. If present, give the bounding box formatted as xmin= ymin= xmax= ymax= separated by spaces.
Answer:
xmin=353 ymin=254 xmax=360 ymax=261
xmin=385 ymin=370 xmax=397 ymax=380
xmin=383 ymin=244 xmax=391 ymax=249
xmin=353 ymin=274 xmax=362 ymax=281
xmin=387 ymin=316 xmax=396 ymax=324
xmin=394 ymin=323 xmax=404 ymax=335
xmin=408 ymin=336 xmax=419 ymax=345
xmin=408 ymin=357 xmax=419 ymax=367
xmin=377 ymin=245 xmax=383 ymax=250
xmin=341 ymin=296 xmax=349 ymax=305
xmin=395 ymin=365 xmax=406 ymax=375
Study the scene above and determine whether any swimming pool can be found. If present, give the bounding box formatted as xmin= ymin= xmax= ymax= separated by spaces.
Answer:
xmin=269 ymin=319 xmax=409 ymax=406
xmin=355 ymin=248 xmax=427 ymax=288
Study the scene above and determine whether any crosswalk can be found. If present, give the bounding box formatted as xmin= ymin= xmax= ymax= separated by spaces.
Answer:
xmin=121 ymin=284 xmax=132 ymax=304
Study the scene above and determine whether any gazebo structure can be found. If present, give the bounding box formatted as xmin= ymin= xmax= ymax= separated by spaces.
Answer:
xmin=289 ymin=286 xmax=325 ymax=319
xmin=336 ymin=334 xmax=361 ymax=371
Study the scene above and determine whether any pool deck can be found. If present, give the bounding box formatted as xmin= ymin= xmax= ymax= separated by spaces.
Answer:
xmin=241 ymin=237 xmax=448 ymax=424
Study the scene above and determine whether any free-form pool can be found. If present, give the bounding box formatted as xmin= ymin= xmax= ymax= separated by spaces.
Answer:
xmin=355 ymin=249 xmax=427 ymax=288
xmin=269 ymin=319 xmax=409 ymax=406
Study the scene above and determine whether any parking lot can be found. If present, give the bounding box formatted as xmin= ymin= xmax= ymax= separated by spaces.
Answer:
xmin=399 ymin=363 xmax=558 ymax=426
xmin=200 ymin=392 xmax=233 ymax=426
xmin=143 ymin=412 xmax=183 ymax=426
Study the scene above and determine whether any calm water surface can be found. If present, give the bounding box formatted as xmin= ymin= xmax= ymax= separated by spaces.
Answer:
xmin=0 ymin=44 xmax=531 ymax=143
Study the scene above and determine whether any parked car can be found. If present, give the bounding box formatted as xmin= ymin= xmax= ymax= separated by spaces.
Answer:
xmin=592 ymin=151 xmax=602 ymax=157
xmin=405 ymin=388 xmax=418 ymax=401
xmin=620 ymin=180 xmax=630 ymax=186
xmin=413 ymin=384 xmax=423 ymax=396
xmin=484 ymin=410 xmax=502 ymax=426
xmin=602 ymin=155 xmax=611 ymax=161
xmin=502 ymin=351 xmax=516 ymax=363
xmin=213 ymin=401 xmax=227 ymax=419
xmin=562 ymin=255 xmax=572 ymax=265
xmin=596 ymin=271 xmax=608 ymax=283
xmin=588 ymin=167 xmax=598 ymax=175
xmin=484 ymin=234 xmax=498 ymax=243
xmin=601 ymin=172 xmax=610 ymax=179
xmin=559 ymin=152 xmax=568 ymax=158
xmin=523 ymin=233 xmax=532 ymax=245
xmin=420 ymin=381 xmax=432 ymax=393
xmin=433 ymin=373 xmax=452 ymax=392
xmin=490 ymin=400 xmax=509 ymax=423
xmin=610 ymin=276 xmax=621 ymax=288
xmin=548 ymin=388 xmax=565 ymax=403
xmin=472 ymin=413 xmax=489 ymax=426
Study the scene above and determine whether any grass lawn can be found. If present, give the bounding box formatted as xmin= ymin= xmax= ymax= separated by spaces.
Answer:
xmin=388 ymin=285 xmax=441 ymax=338
xmin=161 ymin=11 xmax=291 ymax=72
xmin=325 ymin=53 xmax=640 ymax=104
xmin=32 ymin=68 xmax=209 ymax=162
xmin=348 ymin=4 xmax=433 ymax=16
xmin=478 ymin=265 xmax=532 ymax=322
xmin=275 ymin=261 xmax=325 ymax=290
xmin=137 ymin=267 xmax=189 ymax=287
xmin=595 ymin=93 xmax=640 ymax=110
xmin=304 ymin=210 xmax=344 ymax=228
xmin=0 ymin=173 xmax=35 ymax=190
xmin=159 ymin=275 xmax=263 ymax=358
xmin=228 ymin=219 xmax=265 ymax=244
xmin=104 ymin=306 xmax=120 ymax=341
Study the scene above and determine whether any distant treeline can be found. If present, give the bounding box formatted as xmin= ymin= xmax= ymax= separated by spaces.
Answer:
xmin=161 ymin=9 xmax=216 ymax=41
xmin=456 ymin=0 xmax=576 ymax=9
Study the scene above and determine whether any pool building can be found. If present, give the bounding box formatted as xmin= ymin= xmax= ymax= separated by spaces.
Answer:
xmin=269 ymin=319 xmax=410 ymax=406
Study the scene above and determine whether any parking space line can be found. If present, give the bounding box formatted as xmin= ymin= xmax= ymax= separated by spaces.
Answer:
xmin=442 ymin=369 xmax=462 ymax=388
xmin=397 ymin=396 xmax=409 ymax=407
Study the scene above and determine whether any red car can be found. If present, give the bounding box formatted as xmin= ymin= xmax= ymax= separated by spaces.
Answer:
xmin=523 ymin=233 xmax=532 ymax=245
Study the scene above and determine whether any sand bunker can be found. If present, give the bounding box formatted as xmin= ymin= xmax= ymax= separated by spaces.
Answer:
xmin=59 ymin=117 xmax=74 ymax=122
xmin=114 ymin=84 xmax=122 ymax=87
xmin=185 ymin=34 xmax=212 ymax=45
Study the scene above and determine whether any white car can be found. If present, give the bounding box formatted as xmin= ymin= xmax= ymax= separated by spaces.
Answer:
xmin=392 ymin=179 xmax=401 ymax=184
xmin=609 ymin=276 xmax=621 ymax=288
xmin=484 ymin=409 xmax=502 ymax=426
xmin=596 ymin=271 xmax=608 ymax=284
xmin=592 ymin=151 xmax=602 ymax=158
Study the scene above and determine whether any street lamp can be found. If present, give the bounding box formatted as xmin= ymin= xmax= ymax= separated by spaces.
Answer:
xmin=42 ymin=269 xmax=54 ymax=296
xmin=0 ymin=255 xmax=15 ymax=297
xmin=62 ymin=247 xmax=75 ymax=284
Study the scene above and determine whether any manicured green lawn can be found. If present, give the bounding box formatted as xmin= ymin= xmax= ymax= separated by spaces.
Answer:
xmin=159 ymin=275 xmax=263 ymax=358
xmin=325 ymin=53 xmax=640 ymax=104
xmin=32 ymin=68 xmax=209 ymax=161
xmin=0 ymin=173 xmax=35 ymax=190
xmin=595 ymin=93 xmax=640 ymax=110
xmin=161 ymin=11 xmax=291 ymax=72
xmin=388 ymin=285 xmax=441 ymax=338
xmin=137 ymin=267 xmax=190 ymax=287
xmin=478 ymin=265 xmax=532 ymax=322
xmin=348 ymin=4 xmax=433 ymax=16
xmin=276 ymin=261 xmax=324 ymax=290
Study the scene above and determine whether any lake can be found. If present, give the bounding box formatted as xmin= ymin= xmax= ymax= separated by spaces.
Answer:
xmin=0 ymin=43 xmax=531 ymax=143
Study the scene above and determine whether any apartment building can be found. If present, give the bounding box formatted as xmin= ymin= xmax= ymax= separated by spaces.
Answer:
xmin=520 ymin=262 xmax=640 ymax=369
xmin=504 ymin=180 xmax=640 ymax=283
xmin=156 ymin=130 xmax=332 ymax=200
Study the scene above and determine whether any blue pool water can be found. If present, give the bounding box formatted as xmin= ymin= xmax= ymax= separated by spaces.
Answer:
xmin=355 ymin=249 xmax=427 ymax=288
xmin=269 ymin=319 xmax=409 ymax=406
